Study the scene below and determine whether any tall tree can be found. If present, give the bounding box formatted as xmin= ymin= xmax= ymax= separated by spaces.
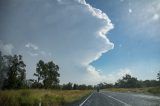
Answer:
xmin=0 ymin=51 xmax=6 ymax=88
xmin=4 ymin=55 xmax=26 ymax=89
xmin=34 ymin=60 xmax=44 ymax=83
xmin=157 ymin=71 xmax=160 ymax=84
xmin=34 ymin=60 xmax=60 ymax=88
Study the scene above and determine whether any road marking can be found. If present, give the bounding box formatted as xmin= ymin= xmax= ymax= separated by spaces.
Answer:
xmin=108 ymin=95 xmax=132 ymax=106
xmin=79 ymin=92 xmax=94 ymax=106
xmin=101 ymin=92 xmax=132 ymax=106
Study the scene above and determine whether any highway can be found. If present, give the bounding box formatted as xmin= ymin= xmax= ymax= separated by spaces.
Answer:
xmin=69 ymin=91 xmax=160 ymax=106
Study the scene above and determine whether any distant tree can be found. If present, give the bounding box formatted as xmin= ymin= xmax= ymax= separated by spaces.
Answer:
xmin=0 ymin=51 xmax=7 ymax=89
xmin=157 ymin=71 xmax=160 ymax=85
xmin=73 ymin=83 xmax=78 ymax=90
xmin=87 ymin=85 xmax=93 ymax=89
xmin=97 ymin=82 xmax=113 ymax=89
xmin=34 ymin=60 xmax=60 ymax=88
xmin=62 ymin=82 xmax=73 ymax=90
xmin=157 ymin=71 xmax=160 ymax=82
xmin=78 ymin=84 xmax=88 ymax=90
xmin=3 ymin=55 xmax=26 ymax=89
xmin=62 ymin=83 xmax=93 ymax=90
xmin=115 ymin=74 xmax=141 ymax=88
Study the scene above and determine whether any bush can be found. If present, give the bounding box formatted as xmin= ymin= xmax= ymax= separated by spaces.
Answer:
xmin=18 ymin=90 xmax=40 ymax=106
xmin=148 ymin=87 xmax=160 ymax=94
xmin=55 ymin=95 xmax=66 ymax=105
xmin=0 ymin=93 xmax=19 ymax=106
xmin=41 ymin=94 xmax=66 ymax=106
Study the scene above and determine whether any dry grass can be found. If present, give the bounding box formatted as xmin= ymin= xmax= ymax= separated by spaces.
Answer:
xmin=148 ymin=87 xmax=160 ymax=94
xmin=104 ymin=87 xmax=160 ymax=95
xmin=105 ymin=87 xmax=153 ymax=93
xmin=0 ymin=89 xmax=91 ymax=106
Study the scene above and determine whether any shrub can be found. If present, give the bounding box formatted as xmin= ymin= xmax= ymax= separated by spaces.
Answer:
xmin=148 ymin=87 xmax=160 ymax=94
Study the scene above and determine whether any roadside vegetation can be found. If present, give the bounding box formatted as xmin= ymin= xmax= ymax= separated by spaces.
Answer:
xmin=98 ymin=73 xmax=160 ymax=94
xmin=104 ymin=87 xmax=160 ymax=94
xmin=105 ymin=87 xmax=150 ymax=93
xmin=0 ymin=51 xmax=160 ymax=106
xmin=0 ymin=89 xmax=91 ymax=106
xmin=0 ymin=51 xmax=93 ymax=106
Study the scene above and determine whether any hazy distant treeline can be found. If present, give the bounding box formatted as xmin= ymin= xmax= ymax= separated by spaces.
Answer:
xmin=98 ymin=74 xmax=160 ymax=89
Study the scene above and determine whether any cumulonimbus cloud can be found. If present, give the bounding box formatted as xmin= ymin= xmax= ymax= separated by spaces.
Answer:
xmin=77 ymin=0 xmax=114 ymax=84
xmin=0 ymin=0 xmax=114 ymax=84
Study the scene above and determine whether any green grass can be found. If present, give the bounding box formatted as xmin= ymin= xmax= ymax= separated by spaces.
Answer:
xmin=148 ymin=87 xmax=160 ymax=94
xmin=105 ymin=87 xmax=160 ymax=94
xmin=0 ymin=89 xmax=91 ymax=106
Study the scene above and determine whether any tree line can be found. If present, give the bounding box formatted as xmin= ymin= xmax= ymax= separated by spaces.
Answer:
xmin=0 ymin=51 xmax=160 ymax=90
xmin=0 ymin=52 xmax=94 ymax=90
xmin=0 ymin=51 xmax=60 ymax=89
xmin=97 ymin=73 xmax=160 ymax=89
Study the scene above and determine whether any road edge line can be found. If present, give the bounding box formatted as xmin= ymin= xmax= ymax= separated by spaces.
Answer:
xmin=100 ymin=92 xmax=132 ymax=106
xmin=79 ymin=92 xmax=94 ymax=106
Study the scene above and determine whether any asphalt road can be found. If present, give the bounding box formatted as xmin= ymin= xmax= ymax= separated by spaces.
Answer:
xmin=70 ymin=91 xmax=160 ymax=106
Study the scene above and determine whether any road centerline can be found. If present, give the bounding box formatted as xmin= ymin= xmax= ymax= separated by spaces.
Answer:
xmin=100 ymin=92 xmax=132 ymax=106
xmin=79 ymin=92 xmax=94 ymax=106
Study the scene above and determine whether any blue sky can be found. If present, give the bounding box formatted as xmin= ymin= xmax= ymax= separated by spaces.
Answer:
xmin=88 ymin=0 xmax=160 ymax=80
xmin=0 ymin=0 xmax=160 ymax=84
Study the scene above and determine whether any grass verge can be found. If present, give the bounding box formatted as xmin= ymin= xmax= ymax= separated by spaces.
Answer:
xmin=105 ymin=87 xmax=160 ymax=94
xmin=0 ymin=89 xmax=91 ymax=106
xmin=148 ymin=87 xmax=160 ymax=94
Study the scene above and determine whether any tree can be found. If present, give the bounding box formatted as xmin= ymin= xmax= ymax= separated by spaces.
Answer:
xmin=97 ymin=82 xmax=113 ymax=89
xmin=78 ymin=84 xmax=88 ymax=90
xmin=44 ymin=61 xmax=60 ymax=88
xmin=62 ymin=82 xmax=73 ymax=90
xmin=73 ymin=83 xmax=78 ymax=90
xmin=34 ymin=60 xmax=60 ymax=88
xmin=157 ymin=71 xmax=160 ymax=82
xmin=115 ymin=74 xmax=140 ymax=88
xmin=157 ymin=71 xmax=160 ymax=85
xmin=4 ymin=55 xmax=26 ymax=89
xmin=0 ymin=51 xmax=7 ymax=89
xmin=33 ymin=60 xmax=44 ymax=86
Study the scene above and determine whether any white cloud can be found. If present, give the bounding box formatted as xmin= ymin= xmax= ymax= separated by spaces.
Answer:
xmin=0 ymin=0 xmax=114 ymax=84
xmin=102 ymin=68 xmax=133 ymax=84
xmin=85 ymin=65 xmax=108 ymax=84
xmin=25 ymin=43 xmax=39 ymax=50
xmin=128 ymin=8 xmax=132 ymax=13
xmin=84 ymin=68 xmax=133 ymax=84
xmin=152 ymin=13 xmax=159 ymax=21
xmin=0 ymin=40 xmax=14 ymax=55
xmin=120 ymin=0 xmax=124 ymax=2
xmin=25 ymin=43 xmax=52 ymax=57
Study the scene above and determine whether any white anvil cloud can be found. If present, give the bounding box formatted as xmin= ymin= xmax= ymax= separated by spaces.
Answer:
xmin=0 ymin=0 xmax=114 ymax=84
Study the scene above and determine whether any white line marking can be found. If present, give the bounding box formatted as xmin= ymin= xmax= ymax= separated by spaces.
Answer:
xmin=79 ymin=92 xmax=94 ymax=106
xmin=101 ymin=92 xmax=132 ymax=106
xmin=108 ymin=95 xmax=132 ymax=106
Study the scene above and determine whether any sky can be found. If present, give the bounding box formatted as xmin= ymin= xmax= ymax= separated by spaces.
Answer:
xmin=0 ymin=0 xmax=160 ymax=85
